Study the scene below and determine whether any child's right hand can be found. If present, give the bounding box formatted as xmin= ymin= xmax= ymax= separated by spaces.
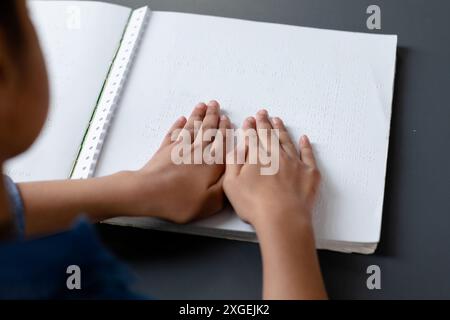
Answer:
xmin=223 ymin=110 xmax=327 ymax=300
xmin=223 ymin=110 xmax=321 ymax=234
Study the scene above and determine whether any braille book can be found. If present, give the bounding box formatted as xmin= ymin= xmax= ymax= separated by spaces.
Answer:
xmin=7 ymin=1 xmax=397 ymax=253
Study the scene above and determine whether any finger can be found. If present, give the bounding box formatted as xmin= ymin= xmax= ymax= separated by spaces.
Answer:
xmin=201 ymin=101 xmax=221 ymax=131
xmin=203 ymin=175 xmax=226 ymax=217
xmin=211 ymin=114 xmax=231 ymax=163
xmin=243 ymin=116 xmax=256 ymax=130
xmin=272 ymin=117 xmax=298 ymax=158
xmin=243 ymin=116 xmax=257 ymax=164
xmin=225 ymin=147 xmax=242 ymax=177
xmin=184 ymin=103 xmax=207 ymax=143
xmin=300 ymin=135 xmax=317 ymax=168
xmin=255 ymin=109 xmax=275 ymax=153
xmin=160 ymin=116 xmax=187 ymax=147
xmin=226 ymin=117 xmax=255 ymax=176
xmin=209 ymin=174 xmax=225 ymax=194
xmin=197 ymin=100 xmax=221 ymax=147
xmin=219 ymin=114 xmax=231 ymax=132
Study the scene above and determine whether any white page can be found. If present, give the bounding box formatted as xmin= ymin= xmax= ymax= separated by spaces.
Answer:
xmin=5 ymin=1 xmax=131 ymax=182
xmin=97 ymin=12 xmax=397 ymax=244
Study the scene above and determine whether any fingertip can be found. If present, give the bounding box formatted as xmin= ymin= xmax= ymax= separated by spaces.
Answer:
xmin=178 ymin=116 xmax=187 ymax=124
xmin=258 ymin=109 xmax=268 ymax=116
xmin=243 ymin=116 xmax=256 ymax=129
xmin=220 ymin=115 xmax=231 ymax=129
xmin=257 ymin=109 xmax=269 ymax=120
xmin=299 ymin=135 xmax=317 ymax=167
xmin=208 ymin=100 xmax=220 ymax=108
xmin=272 ymin=117 xmax=285 ymax=129
xmin=196 ymin=102 xmax=207 ymax=111
xmin=300 ymin=135 xmax=310 ymax=148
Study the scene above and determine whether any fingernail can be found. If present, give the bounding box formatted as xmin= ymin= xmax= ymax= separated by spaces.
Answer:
xmin=301 ymin=135 xmax=310 ymax=146
xmin=257 ymin=110 xmax=268 ymax=120
xmin=221 ymin=115 xmax=228 ymax=121
xmin=243 ymin=117 xmax=253 ymax=128
xmin=258 ymin=109 xmax=268 ymax=116
xmin=273 ymin=117 xmax=282 ymax=125
xmin=208 ymin=100 xmax=219 ymax=108
xmin=179 ymin=116 xmax=186 ymax=122
xmin=196 ymin=103 xmax=206 ymax=110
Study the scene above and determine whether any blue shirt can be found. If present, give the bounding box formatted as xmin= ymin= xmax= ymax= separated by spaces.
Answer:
xmin=0 ymin=176 xmax=144 ymax=300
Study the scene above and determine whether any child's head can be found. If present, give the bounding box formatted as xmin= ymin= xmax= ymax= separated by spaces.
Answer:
xmin=0 ymin=0 xmax=48 ymax=162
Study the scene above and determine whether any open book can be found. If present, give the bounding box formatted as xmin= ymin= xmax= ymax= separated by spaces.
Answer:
xmin=6 ymin=1 xmax=397 ymax=254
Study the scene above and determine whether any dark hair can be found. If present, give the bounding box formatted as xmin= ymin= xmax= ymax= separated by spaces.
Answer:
xmin=0 ymin=1 xmax=23 ymax=53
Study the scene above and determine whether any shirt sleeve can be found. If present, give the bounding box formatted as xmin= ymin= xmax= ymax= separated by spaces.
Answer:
xmin=3 ymin=175 xmax=25 ymax=239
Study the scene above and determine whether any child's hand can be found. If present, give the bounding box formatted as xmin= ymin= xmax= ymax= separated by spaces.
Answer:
xmin=128 ymin=101 xmax=230 ymax=224
xmin=223 ymin=110 xmax=321 ymax=233
xmin=223 ymin=110 xmax=326 ymax=300
xmin=18 ymin=102 xmax=230 ymax=235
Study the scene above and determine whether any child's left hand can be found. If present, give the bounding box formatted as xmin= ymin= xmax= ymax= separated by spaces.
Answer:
xmin=123 ymin=101 xmax=230 ymax=224
xmin=18 ymin=101 xmax=230 ymax=235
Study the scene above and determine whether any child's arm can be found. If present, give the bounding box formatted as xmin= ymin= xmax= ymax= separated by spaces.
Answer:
xmin=223 ymin=110 xmax=327 ymax=300
xmin=18 ymin=102 xmax=230 ymax=236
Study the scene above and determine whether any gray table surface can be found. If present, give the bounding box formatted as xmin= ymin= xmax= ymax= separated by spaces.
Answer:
xmin=74 ymin=0 xmax=450 ymax=299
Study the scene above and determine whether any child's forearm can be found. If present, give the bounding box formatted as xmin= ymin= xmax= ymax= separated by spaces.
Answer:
xmin=18 ymin=171 xmax=143 ymax=236
xmin=255 ymin=213 xmax=328 ymax=300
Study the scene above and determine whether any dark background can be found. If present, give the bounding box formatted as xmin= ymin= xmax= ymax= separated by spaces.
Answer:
xmin=64 ymin=0 xmax=450 ymax=299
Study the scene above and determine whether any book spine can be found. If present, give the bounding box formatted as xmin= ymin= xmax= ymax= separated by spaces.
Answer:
xmin=71 ymin=6 xmax=150 ymax=179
